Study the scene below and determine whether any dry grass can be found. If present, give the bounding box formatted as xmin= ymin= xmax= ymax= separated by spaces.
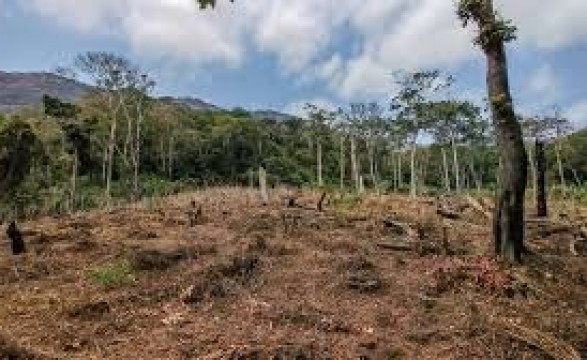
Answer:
xmin=0 ymin=187 xmax=586 ymax=359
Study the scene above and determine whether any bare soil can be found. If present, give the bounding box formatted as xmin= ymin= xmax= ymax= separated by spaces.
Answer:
xmin=1 ymin=187 xmax=586 ymax=359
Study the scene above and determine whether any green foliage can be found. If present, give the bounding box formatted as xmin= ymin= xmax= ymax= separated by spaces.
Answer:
xmin=90 ymin=261 xmax=134 ymax=289
xmin=457 ymin=0 xmax=517 ymax=49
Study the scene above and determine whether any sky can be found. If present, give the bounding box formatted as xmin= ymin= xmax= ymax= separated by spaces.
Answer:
xmin=0 ymin=0 xmax=586 ymax=128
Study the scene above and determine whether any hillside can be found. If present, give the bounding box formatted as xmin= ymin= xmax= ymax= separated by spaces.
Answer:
xmin=0 ymin=71 xmax=296 ymax=121
xmin=0 ymin=71 xmax=90 ymax=110
xmin=1 ymin=188 xmax=585 ymax=359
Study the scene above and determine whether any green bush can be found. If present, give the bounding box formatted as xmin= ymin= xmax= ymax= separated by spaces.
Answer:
xmin=90 ymin=261 xmax=135 ymax=289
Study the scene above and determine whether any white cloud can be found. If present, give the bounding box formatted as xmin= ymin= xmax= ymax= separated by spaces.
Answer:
xmin=283 ymin=98 xmax=339 ymax=118
xmin=19 ymin=0 xmax=587 ymax=98
xmin=565 ymin=100 xmax=587 ymax=129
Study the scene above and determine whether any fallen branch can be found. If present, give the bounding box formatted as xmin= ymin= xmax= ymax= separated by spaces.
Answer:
xmin=465 ymin=195 xmax=491 ymax=219
xmin=489 ymin=317 xmax=581 ymax=360
xmin=383 ymin=218 xmax=418 ymax=240
xmin=570 ymin=236 xmax=579 ymax=256
xmin=376 ymin=242 xmax=413 ymax=251
xmin=436 ymin=206 xmax=460 ymax=220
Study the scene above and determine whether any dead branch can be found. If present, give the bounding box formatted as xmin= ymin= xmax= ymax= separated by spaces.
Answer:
xmin=383 ymin=218 xmax=418 ymax=240
xmin=436 ymin=206 xmax=461 ymax=220
xmin=465 ymin=195 xmax=491 ymax=219
xmin=376 ymin=242 xmax=413 ymax=251
xmin=489 ymin=317 xmax=581 ymax=360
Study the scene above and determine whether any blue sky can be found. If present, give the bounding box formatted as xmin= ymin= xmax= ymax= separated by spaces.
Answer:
xmin=1 ymin=0 xmax=586 ymax=127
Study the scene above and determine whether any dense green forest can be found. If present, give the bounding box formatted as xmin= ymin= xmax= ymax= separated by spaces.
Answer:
xmin=0 ymin=53 xmax=585 ymax=219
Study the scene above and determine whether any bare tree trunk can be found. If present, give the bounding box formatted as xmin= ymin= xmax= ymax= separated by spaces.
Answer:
xmin=535 ymin=140 xmax=547 ymax=217
xmin=105 ymin=111 xmax=118 ymax=208
xmin=527 ymin=142 xmax=537 ymax=207
xmin=102 ymin=143 xmax=108 ymax=185
xmin=410 ymin=140 xmax=417 ymax=198
xmin=367 ymin=140 xmax=376 ymax=190
xmin=451 ymin=135 xmax=461 ymax=192
xmin=339 ymin=136 xmax=345 ymax=190
xmin=317 ymin=138 xmax=323 ymax=188
xmin=484 ymin=0 xmax=528 ymax=263
xmin=350 ymin=136 xmax=359 ymax=191
xmin=398 ymin=151 xmax=403 ymax=189
xmin=392 ymin=150 xmax=398 ymax=192
xmin=133 ymin=101 xmax=143 ymax=200
xmin=167 ymin=135 xmax=174 ymax=180
xmin=555 ymin=141 xmax=566 ymax=188
xmin=441 ymin=147 xmax=451 ymax=193
xmin=259 ymin=166 xmax=269 ymax=205
xmin=70 ymin=149 xmax=78 ymax=212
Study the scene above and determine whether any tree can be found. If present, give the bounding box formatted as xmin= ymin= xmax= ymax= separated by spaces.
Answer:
xmin=391 ymin=70 xmax=446 ymax=198
xmin=0 ymin=118 xmax=44 ymax=217
xmin=43 ymin=95 xmax=87 ymax=211
xmin=304 ymin=104 xmax=334 ymax=188
xmin=74 ymin=52 xmax=154 ymax=205
xmin=457 ymin=0 xmax=528 ymax=263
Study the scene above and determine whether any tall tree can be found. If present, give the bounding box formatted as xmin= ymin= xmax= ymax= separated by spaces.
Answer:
xmin=391 ymin=71 xmax=446 ymax=198
xmin=457 ymin=0 xmax=528 ymax=263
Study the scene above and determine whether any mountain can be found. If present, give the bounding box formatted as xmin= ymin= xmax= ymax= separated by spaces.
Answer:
xmin=251 ymin=109 xmax=297 ymax=122
xmin=0 ymin=71 xmax=91 ymax=110
xmin=0 ymin=70 xmax=296 ymax=122
xmin=159 ymin=96 xmax=222 ymax=112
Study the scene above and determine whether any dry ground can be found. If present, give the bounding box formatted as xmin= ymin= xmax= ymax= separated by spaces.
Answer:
xmin=0 ymin=187 xmax=586 ymax=359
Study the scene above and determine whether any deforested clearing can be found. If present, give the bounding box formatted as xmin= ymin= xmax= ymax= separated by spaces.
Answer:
xmin=1 ymin=187 xmax=586 ymax=359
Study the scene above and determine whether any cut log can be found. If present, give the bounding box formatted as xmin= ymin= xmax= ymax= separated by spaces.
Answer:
xmin=376 ymin=242 xmax=413 ymax=251
xmin=383 ymin=219 xmax=418 ymax=240
xmin=465 ymin=195 xmax=491 ymax=219
xmin=436 ymin=206 xmax=460 ymax=220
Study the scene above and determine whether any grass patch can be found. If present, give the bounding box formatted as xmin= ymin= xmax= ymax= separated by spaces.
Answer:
xmin=90 ymin=261 xmax=135 ymax=289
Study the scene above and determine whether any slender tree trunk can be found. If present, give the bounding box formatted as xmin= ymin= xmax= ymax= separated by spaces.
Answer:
xmin=392 ymin=150 xmax=398 ymax=192
xmin=167 ymin=135 xmax=174 ymax=180
xmin=317 ymin=137 xmax=323 ymax=188
xmin=133 ymin=101 xmax=143 ymax=200
xmin=451 ymin=135 xmax=461 ymax=192
xmin=398 ymin=151 xmax=403 ymax=189
xmin=102 ymin=143 xmax=108 ymax=185
xmin=484 ymin=2 xmax=528 ymax=263
xmin=527 ymin=142 xmax=537 ymax=206
xmin=70 ymin=149 xmax=78 ymax=212
xmin=339 ymin=136 xmax=345 ymax=190
xmin=350 ymin=136 xmax=359 ymax=191
xmin=259 ymin=166 xmax=269 ymax=204
xmin=441 ymin=147 xmax=451 ymax=193
xmin=367 ymin=140 xmax=376 ymax=190
xmin=105 ymin=111 xmax=118 ymax=208
xmin=555 ymin=141 xmax=566 ymax=188
xmin=535 ymin=140 xmax=547 ymax=217
xmin=410 ymin=140 xmax=417 ymax=198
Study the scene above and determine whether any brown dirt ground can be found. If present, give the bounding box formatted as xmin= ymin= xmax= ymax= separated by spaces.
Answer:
xmin=1 ymin=187 xmax=586 ymax=359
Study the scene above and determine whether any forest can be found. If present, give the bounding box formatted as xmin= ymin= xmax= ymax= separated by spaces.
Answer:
xmin=1 ymin=54 xmax=585 ymax=220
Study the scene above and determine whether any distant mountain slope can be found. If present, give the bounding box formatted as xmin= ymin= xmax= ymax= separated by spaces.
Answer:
xmin=159 ymin=96 xmax=222 ymax=112
xmin=0 ymin=70 xmax=297 ymax=122
xmin=0 ymin=71 xmax=91 ymax=110
xmin=251 ymin=109 xmax=297 ymax=122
